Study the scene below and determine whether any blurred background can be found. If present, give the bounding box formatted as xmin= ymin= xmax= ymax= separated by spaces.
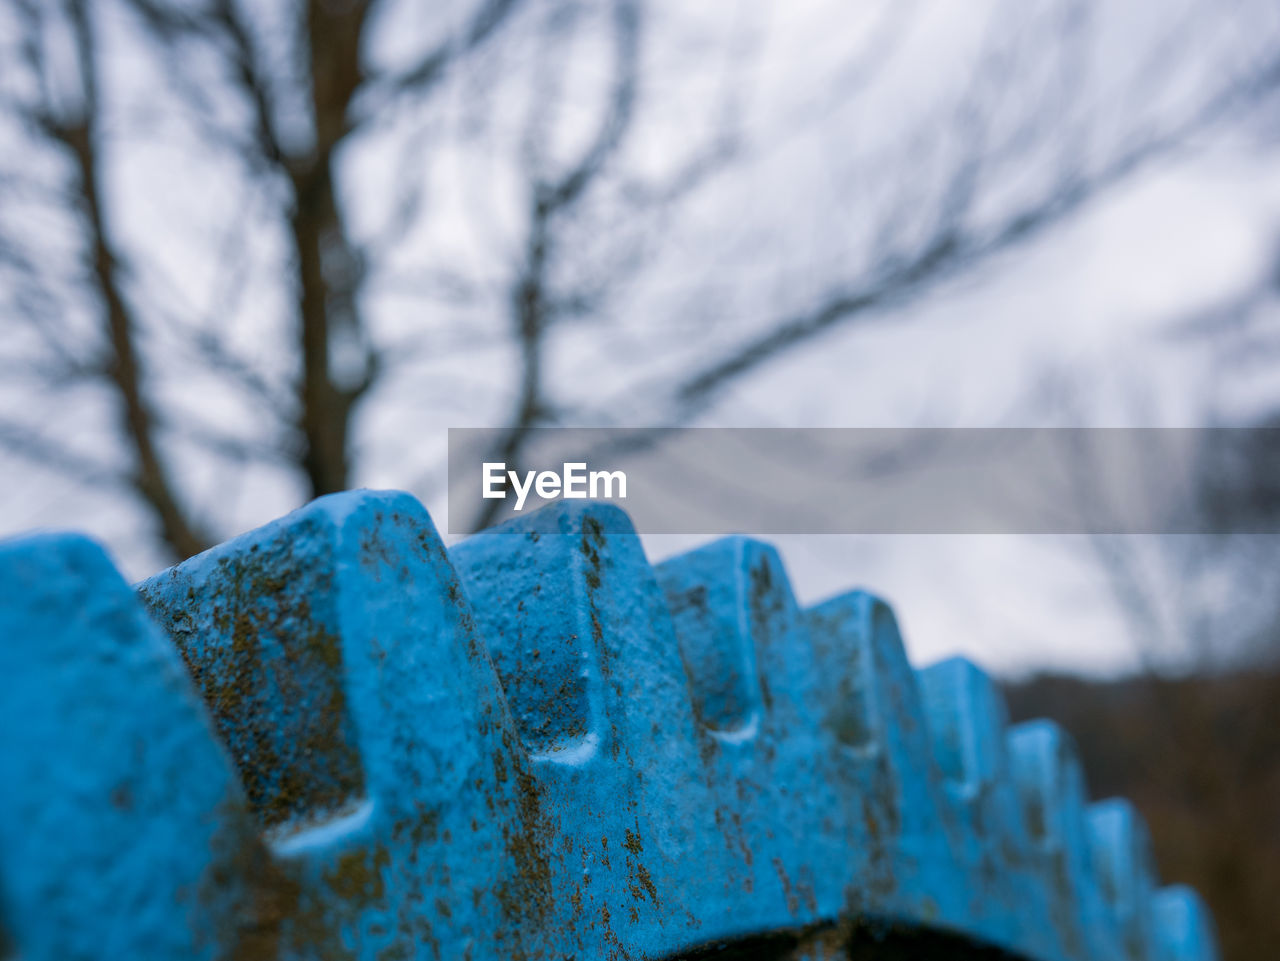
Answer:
xmin=1 ymin=0 xmax=1278 ymax=957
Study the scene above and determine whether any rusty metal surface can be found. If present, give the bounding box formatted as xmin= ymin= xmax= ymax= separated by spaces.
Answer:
xmin=0 ymin=490 xmax=1220 ymax=960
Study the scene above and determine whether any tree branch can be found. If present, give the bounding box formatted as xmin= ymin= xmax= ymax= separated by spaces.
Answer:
xmin=468 ymin=0 xmax=641 ymax=532
xmin=358 ymin=0 xmax=524 ymax=115
xmin=661 ymin=47 xmax=1280 ymax=424
xmin=0 ymin=417 xmax=125 ymax=489
xmin=29 ymin=0 xmax=214 ymax=558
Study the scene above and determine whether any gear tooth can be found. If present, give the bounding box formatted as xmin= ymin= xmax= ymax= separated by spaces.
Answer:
xmin=1008 ymin=719 xmax=1115 ymax=959
xmin=0 ymin=533 xmax=251 ymax=960
xmin=802 ymin=589 xmax=894 ymax=756
xmin=916 ymin=657 xmax=1011 ymax=795
xmin=1007 ymin=721 xmax=1086 ymax=848
xmin=449 ymin=500 xmax=726 ymax=954
xmin=803 ymin=591 xmax=967 ymax=922
xmin=916 ymin=658 xmax=1073 ymax=958
xmin=1152 ymin=886 xmax=1221 ymax=961
xmin=448 ymin=500 xmax=701 ymax=766
xmin=449 ymin=505 xmax=594 ymax=761
xmin=656 ymin=537 xmax=788 ymax=735
xmin=1088 ymin=799 xmax=1159 ymax=960
xmin=137 ymin=489 xmax=547 ymax=959
xmin=655 ymin=537 xmax=842 ymax=932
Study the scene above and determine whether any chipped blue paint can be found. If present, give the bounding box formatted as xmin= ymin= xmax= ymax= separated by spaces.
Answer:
xmin=0 ymin=491 xmax=1221 ymax=960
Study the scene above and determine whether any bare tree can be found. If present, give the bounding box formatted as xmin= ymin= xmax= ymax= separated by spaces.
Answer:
xmin=458 ymin=0 xmax=1280 ymax=529
xmin=463 ymin=0 xmax=749 ymax=530
xmin=0 ymin=0 xmax=522 ymax=557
